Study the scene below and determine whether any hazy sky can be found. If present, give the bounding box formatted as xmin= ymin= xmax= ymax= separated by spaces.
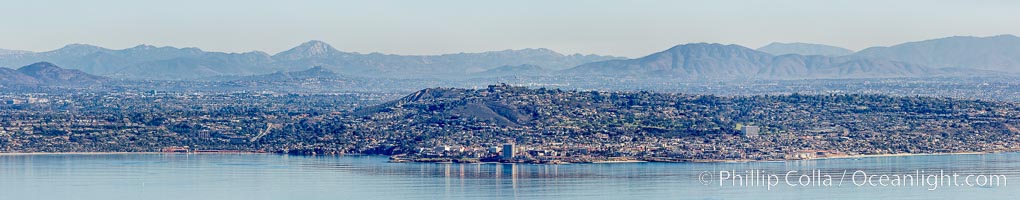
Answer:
xmin=2 ymin=0 xmax=1019 ymax=57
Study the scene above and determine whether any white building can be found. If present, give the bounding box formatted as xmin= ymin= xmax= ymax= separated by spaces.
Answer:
xmin=742 ymin=125 xmax=760 ymax=137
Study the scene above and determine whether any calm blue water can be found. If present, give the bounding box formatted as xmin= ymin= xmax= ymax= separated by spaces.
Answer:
xmin=1 ymin=153 xmax=1017 ymax=200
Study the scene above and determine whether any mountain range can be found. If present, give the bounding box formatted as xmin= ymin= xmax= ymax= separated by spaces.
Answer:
xmin=854 ymin=35 xmax=1020 ymax=72
xmin=2 ymin=35 xmax=1020 ymax=81
xmin=565 ymin=43 xmax=940 ymax=79
xmin=0 ymin=62 xmax=107 ymax=86
xmin=0 ymin=41 xmax=622 ymax=80
xmin=267 ymin=41 xmax=622 ymax=78
xmin=566 ymin=35 xmax=1020 ymax=79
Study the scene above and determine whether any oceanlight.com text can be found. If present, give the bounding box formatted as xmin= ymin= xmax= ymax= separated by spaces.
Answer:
xmin=698 ymin=170 xmax=1006 ymax=191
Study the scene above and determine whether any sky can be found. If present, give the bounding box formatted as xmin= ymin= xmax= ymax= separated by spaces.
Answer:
xmin=2 ymin=0 xmax=1019 ymax=57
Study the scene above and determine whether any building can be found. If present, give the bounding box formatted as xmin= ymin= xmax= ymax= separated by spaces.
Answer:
xmin=26 ymin=97 xmax=49 ymax=104
xmin=742 ymin=125 xmax=760 ymax=137
xmin=434 ymin=145 xmax=451 ymax=152
xmin=502 ymin=143 xmax=515 ymax=160
xmin=5 ymin=99 xmax=24 ymax=105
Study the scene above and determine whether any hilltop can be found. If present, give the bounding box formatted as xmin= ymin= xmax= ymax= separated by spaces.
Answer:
xmin=757 ymin=42 xmax=854 ymax=56
xmin=0 ymin=62 xmax=107 ymax=86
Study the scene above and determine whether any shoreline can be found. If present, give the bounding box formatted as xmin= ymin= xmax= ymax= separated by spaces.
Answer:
xmin=0 ymin=152 xmax=163 ymax=156
xmin=590 ymin=160 xmax=647 ymax=164
xmin=0 ymin=152 xmax=269 ymax=156
xmin=810 ymin=151 xmax=992 ymax=161
xmin=1 ymin=151 xmax=1012 ymax=164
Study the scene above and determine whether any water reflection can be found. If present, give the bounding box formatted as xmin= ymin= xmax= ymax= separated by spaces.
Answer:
xmin=1 ymin=153 xmax=1018 ymax=200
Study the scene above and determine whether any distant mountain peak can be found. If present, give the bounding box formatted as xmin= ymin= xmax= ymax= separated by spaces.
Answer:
xmin=757 ymin=42 xmax=853 ymax=56
xmin=123 ymin=44 xmax=206 ymax=53
xmin=303 ymin=66 xmax=332 ymax=73
xmin=665 ymin=43 xmax=753 ymax=52
xmin=242 ymin=50 xmax=271 ymax=56
xmin=854 ymin=34 xmax=1020 ymax=72
xmin=471 ymin=48 xmax=565 ymax=57
xmin=273 ymin=40 xmax=339 ymax=60
xmin=657 ymin=43 xmax=766 ymax=58
xmin=671 ymin=42 xmax=732 ymax=48
xmin=130 ymin=44 xmax=157 ymax=49
xmin=240 ymin=65 xmax=340 ymax=81
xmin=513 ymin=48 xmax=559 ymax=54
xmin=299 ymin=40 xmax=334 ymax=49
xmin=61 ymin=43 xmax=99 ymax=49
xmin=55 ymin=43 xmax=107 ymax=54
xmin=8 ymin=62 xmax=107 ymax=85
xmin=17 ymin=62 xmax=61 ymax=72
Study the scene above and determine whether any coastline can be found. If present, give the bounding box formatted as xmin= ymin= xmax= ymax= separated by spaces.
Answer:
xmin=0 ymin=152 xmax=164 ymax=156
xmin=1 ymin=151 xmax=1011 ymax=164
xmin=0 ymin=152 xmax=269 ymax=156
xmin=676 ymin=151 xmax=1000 ymax=163
xmin=590 ymin=160 xmax=647 ymax=164
xmin=811 ymin=151 xmax=992 ymax=161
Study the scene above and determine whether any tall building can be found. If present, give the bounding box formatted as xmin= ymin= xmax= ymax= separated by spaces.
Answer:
xmin=502 ymin=143 xmax=515 ymax=160
xmin=742 ymin=125 xmax=760 ymax=137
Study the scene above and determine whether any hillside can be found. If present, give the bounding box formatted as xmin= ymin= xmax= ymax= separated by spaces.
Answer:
xmin=0 ymin=62 xmax=107 ymax=86
xmin=316 ymin=84 xmax=1020 ymax=159
xmin=241 ymin=66 xmax=340 ymax=81
xmin=565 ymin=43 xmax=937 ymax=79
xmin=855 ymin=35 xmax=1020 ymax=72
